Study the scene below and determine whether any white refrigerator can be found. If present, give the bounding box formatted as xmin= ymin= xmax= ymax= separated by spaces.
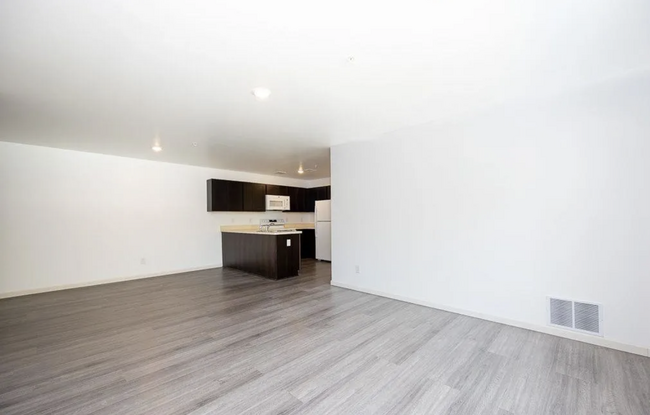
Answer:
xmin=315 ymin=200 xmax=331 ymax=261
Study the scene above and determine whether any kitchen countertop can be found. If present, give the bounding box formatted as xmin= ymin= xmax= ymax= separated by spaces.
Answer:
xmin=220 ymin=223 xmax=314 ymax=233
xmin=221 ymin=229 xmax=302 ymax=236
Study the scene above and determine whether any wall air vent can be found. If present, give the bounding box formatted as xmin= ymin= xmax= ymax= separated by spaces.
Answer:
xmin=550 ymin=298 xmax=573 ymax=328
xmin=548 ymin=297 xmax=603 ymax=336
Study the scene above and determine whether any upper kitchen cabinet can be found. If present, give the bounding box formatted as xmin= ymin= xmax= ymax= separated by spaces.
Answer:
xmin=207 ymin=179 xmax=327 ymax=212
xmin=288 ymin=187 xmax=307 ymax=212
xmin=207 ymin=179 xmax=244 ymax=211
xmin=243 ymin=182 xmax=266 ymax=212
xmin=266 ymin=185 xmax=289 ymax=196
xmin=305 ymin=188 xmax=316 ymax=212
xmin=305 ymin=186 xmax=331 ymax=212
xmin=315 ymin=186 xmax=330 ymax=201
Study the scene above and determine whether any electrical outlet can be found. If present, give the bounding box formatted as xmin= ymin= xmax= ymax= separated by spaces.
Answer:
xmin=141 ymin=258 xmax=146 ymax=265
xmin=355 ymin=265 xmax=360 ymax=274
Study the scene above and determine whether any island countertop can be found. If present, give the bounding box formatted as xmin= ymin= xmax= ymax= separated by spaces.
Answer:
xmin=221 ymin=229 xmax=302 ymax=235
xmin=221 ymin=223 xmax=314 ymax=231
xmin=220 ymin=222 xmax=313 ymax=235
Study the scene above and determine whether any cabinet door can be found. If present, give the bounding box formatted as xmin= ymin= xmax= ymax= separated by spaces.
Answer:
xmin=288 ymin=187 xmax=306 ymax=212
xmin=266 ymin=185 xmax=289 ymax=196
xmin=288 ymin=187 xmax=299 ymax=211
xmin=298 ymin=188 xmax=307 ymax=211
xmin=276 ymin=234 xmax=300 ymax=279
xmin=315 ymin=186 xmax=329 ymax=201
xmin=208 ymin=179 xmax=243 ymax=211
xmin=300 ymin=229 xmax=316 ymax=258
xmin=207 ymin=179 xmax=225 ymax=211
xmin=243 ymin=182 xmax=266 ymax=211
xmin=305 ymin=188 xmax=316 ymax=212
xmin=227 ymin=181 xmax=244 ymax=211
xmin=289 ymin=187 xmax=299 ymax=212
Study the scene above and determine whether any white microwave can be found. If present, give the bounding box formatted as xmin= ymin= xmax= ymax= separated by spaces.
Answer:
xmin=265 ymin=195 xmax=290 ymax=211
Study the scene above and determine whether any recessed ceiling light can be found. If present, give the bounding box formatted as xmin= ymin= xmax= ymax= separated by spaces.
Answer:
xmin=192 ymin=142 xmax=198 ymax=147
xmin=252 ymin=87 xmax=271 ymax=100
xmin=152 ymin=133 xmax=163 ymax=152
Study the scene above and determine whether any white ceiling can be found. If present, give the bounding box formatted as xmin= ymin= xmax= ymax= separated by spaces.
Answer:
xmin=1 ymin=0 xmax=649 ymax=179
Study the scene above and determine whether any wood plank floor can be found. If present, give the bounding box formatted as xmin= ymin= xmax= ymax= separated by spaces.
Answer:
xmin=1 ymin=260 xmax=649 ymax=415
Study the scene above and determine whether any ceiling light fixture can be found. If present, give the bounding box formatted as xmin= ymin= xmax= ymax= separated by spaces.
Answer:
xmin=151 ymin=133 xmax=162 ymax=153
xmin=152 ymin=133 xmax=162 ymax=152
xmin=303 ymin=164 xmax=317 ymax=173
xmin=297 ymin=166 xmax=304 ymax=174
xmin=251 ymin=87 xmax=271 ymax=100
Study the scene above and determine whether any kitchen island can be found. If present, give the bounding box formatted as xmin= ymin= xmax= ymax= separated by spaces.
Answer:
xmin=221 ymin=230 xmax=302 ymax=280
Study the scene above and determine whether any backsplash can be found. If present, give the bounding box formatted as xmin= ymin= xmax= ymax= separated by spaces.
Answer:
xmin=218 ymin=211 xmax=315 ymax=226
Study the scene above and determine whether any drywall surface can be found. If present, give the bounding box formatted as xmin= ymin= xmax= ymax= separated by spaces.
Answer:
xmin=0 ymin=142 xmax=314 ymax=296
xmin=331 ymin=72 xmax=650 ymax=351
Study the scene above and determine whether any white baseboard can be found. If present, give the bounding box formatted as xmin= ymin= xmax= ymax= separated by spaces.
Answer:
xmin=0 ymin=264 xmax=223 ymax=299
xmin=331 ymin=281 xmax=650 ymax=358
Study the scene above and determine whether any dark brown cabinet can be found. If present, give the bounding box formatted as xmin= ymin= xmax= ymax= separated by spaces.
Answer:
xmin=306 ymin=188 xmax=316 ymax=212
xmin=315 ymin=186 xmax=329 ymax=201
xmin=305 ymin=186 xmax=330 ymax=211
xmin=208 ymin=179 xmax=328 ymax=212
xmin=243 ymin=182 xmax=266 ymax=212
xmin=222 ymin=232 xmax=300 ymax=279
xmin=207 ymin=179 xmax=243 ymax=212
xmin=289 ymin=187 xmax=307 ymax=212
xmin=266 ymin=185 xmax=289 ymax=196
xmin=276 ymin=234 xmax=301 ymax=278
xmin=300 ymin=229 xmax=316 ymax=259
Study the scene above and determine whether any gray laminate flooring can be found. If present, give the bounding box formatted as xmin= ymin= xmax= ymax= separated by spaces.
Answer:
xmin=1 ymin=260 xmax=648 ymax=415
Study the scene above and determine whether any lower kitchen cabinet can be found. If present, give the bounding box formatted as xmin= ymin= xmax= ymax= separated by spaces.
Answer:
xmin=300 ymin=229 xmax=316 ymax=259
xmin=222 ymin=232 xmax=301 ymax=279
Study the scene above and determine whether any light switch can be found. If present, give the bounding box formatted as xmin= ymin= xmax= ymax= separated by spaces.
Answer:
xmin=286 ymin=239 xmax=291 ymax=247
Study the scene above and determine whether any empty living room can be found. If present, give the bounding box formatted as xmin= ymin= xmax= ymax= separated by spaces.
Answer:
xmin=1 ymin=1 xmax=649 ymax=414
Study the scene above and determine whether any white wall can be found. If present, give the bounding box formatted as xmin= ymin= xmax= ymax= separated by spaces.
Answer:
xmin=306 ymin=177 xmax=331 ymax=188
xmin=331 ymin=71 xmax=650 ymax=353
xmin=0 ymin=142 xmax=314 ymax=297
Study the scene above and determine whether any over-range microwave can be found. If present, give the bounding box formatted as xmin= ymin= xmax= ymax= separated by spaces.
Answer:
xmin=265 ymin=195 xmax=290 ymax=211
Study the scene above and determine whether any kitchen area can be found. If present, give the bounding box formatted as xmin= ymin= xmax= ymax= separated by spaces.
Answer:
xmin=207 ymin=179 xmax=331 ymax=280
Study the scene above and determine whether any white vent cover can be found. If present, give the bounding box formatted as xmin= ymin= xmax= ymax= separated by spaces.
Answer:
xmin=548 ymin=297 xmax=603 ymax=336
